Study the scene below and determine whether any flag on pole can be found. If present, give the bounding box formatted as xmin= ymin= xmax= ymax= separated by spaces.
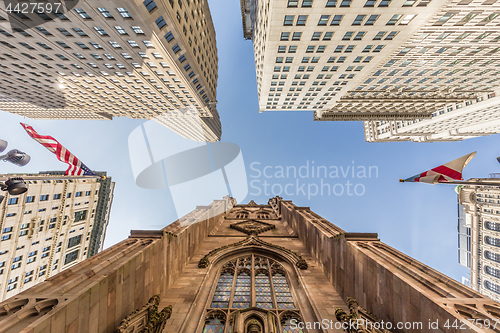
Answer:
xmin=20 ymin=123 xmax=96 ymax=176
xmin=401 ymin=152 xmax=476 ymax=184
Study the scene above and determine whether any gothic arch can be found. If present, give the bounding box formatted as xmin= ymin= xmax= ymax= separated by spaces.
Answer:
xmin=198 ymin=235 xmax=308 ymax=270
xmin=196 ymin=252 xmax=310 ymax=333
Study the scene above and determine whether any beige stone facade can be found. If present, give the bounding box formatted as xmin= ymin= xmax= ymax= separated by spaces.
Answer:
xmin=0 ymin=196 xmax=499 ymax=332
xmin=458 ymin=179 xmax=500 ymax=303
xmin=0 ymin=172 xmax=114 ymax=302
xmin=364 ymin=90 xmax=500 ymax=142
xmin=0 ymin=0 xmax=221 ymax=141
xmin=241 ymin=0 xmax=500 ymax=129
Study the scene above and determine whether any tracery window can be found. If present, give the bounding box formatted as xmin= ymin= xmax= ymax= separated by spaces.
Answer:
xmin=256 ymin=212 xmax=270 ymax=219
xmin=236 ymin=211 xmax=249 ymax=219
xmin=202 ymin=255 xmax=305 ymax=332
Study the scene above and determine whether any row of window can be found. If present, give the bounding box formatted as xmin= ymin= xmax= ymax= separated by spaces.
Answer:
xmin=276 ymin=55 xmax=372 ymax=64
xmin=287 ymin=0 xmax=425 ymax=7
xmin=283 ymin=14 xmax=415 ymax=27
xmin=277 ymin=44 xmax=385 ymax=53
xmin=7 ymin=191 xmax=91 ymax=206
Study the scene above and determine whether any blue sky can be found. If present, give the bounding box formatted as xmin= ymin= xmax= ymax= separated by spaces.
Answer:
xmin=1 ymin=0 xmax=500 ymax=283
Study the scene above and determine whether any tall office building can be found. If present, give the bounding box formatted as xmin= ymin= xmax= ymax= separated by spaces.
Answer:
xmin=241 ymin=0 xmax=500 ymax=125
xmin=365 ymin=90 xmax=500 ymax=142
xmin=458 ymin=177 xmax=500 ymax=302
xmin=0 ymin=0 xmax=220 ymax=141
xmin=1 ymin=196 xmax=499 ymax=332
xmin=0 ymin=172 xmax=114 ymax=302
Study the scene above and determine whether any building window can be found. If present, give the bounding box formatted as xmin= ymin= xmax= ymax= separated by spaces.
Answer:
xmin=296 ymin=15 xmax=308 ymax=26
xmin=143 ymin=0 xmax=157 ymax=12
xmin=486 ymin=236 xmax=500 ymax=247
xmin=8 ymin=198 xmax=18 ymax=205
xmin=68 ymin=235 xmax=82 ymax=249
xmin=486 ymin=281 xmax=500 ymax=294
xmin=235 ymin=211 xmax=249 ymax=219
xmin=165 ymin=31 xmax=174 ymax=42
xmin=387 ymin=14 xmax=402 ymax=25
xmin=132 ymin=26 xmax=145 ymax=34
xmin=26 ymin=196 xmax=35 ymax=203
xmin=75 ymin=210 xmax=88 ymax=222
xmin=287 ymin=0 xmax=298 ymax=7
xmin=94 ymin=27 xmax=108 ymax=36
xmin=486 ymin=266 xmax=500 ymax=278
xmin=318 ymin=15 xmax=329 ymax=26
xmin=284 ymin=15 xmax=294 ymax=26
xmin=486 ymin=222 xmax=500 ymax=231
xmin=331 ymin=15 xmax=343 ymax=26
xmin=205 ymin=255 xmax=302 ymax=331
xmin=98 ymin=8 xmax=113 ymax=18
xmin=64 ymin=250 xmax=80 ymax=265
xmin=117 ymin=8 xmax=132 ymax=18
xmin=74 ymin=9 xmax=91 ymax=19
xmin=156 ymin=16 xmax=166 ymax=29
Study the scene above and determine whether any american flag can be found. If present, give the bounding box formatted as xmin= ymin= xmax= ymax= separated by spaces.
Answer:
xmin=20 ymin=123 xmax=95 ymax=176
xmin=402 ymin=152 xmax=476 ymax=184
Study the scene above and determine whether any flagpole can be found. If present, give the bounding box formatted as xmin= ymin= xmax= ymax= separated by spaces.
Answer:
xmin=0 ymin=175 xmax=104 ymax=182
xmin=399 ymin=179 xmax=500 ymax=186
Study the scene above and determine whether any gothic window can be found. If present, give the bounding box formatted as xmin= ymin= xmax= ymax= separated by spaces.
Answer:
xmin=486 ymin=236 xmax=500 ymax=247
xmin=485 ymin=251 xmax=500 ymax=263
xmin=486 ymin=281 xmax=500 ymax=294
xmin=281 ymin=312 xmax=304 ymax=332
xmin=204 ymin=255 xmax=304 ymax=332
xmin=256 ymin=212 xmax=270 ymax=219
xmin=202 ymin=311 xmax=226 ymax=333
xmin=486 ymin=221 xmax=500 ymax=231
xmin=485 ymin=266 xmax=500 ymax=278
xmin=236 ymin=211 xmax=249 ymax=219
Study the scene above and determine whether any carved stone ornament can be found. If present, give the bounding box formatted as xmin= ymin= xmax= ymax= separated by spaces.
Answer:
xmin=197 ymin=235 xmax=308 ymax=270
xmin=230 ymin=220 xmax=276 ymax=235
xmin=335 ymin=298 xmax=392 ymax=333
xmin=115 ymin=295 xmax=172 ymax=333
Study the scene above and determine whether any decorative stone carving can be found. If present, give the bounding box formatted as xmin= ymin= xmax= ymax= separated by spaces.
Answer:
xmin=115 ymin=295 xmax=172 ymax=333
xmin=230 ymin=220 xmax=276 ymax=235
xmin=335 ymin=298 xmax=392 ymax=333
xmin=197 ymin=235 xmax=308 ymax=270
xmin=247 ymin=200 xmax=258 ymax=206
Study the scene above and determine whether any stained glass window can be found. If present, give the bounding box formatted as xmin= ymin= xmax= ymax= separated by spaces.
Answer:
xmin=281 ymin=316 xmax=305 ymax=332
xmin=205 ymin=255 xmax=304 ymax=332
xmin=202 ymin=318 xmax=225 ymax=333
xmin=211 ymin=273 xmax=233 ymax=308
xmin=233 ymin=273 xmax=251 ymax=308
xmin=256 ymin=273 xmax=273 ymax=309
xmin=274 ymin=273 xmax=295 ymax=309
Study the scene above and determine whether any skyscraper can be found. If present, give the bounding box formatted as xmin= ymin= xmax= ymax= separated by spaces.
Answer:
xmin=0 ymin=172 xmax=114 ymax=302
xmin=458 ymin=178 xmax=500 ymax=302
xmin=241 ymin=0 xmax=500 ymax=127
xmin=365 ymin=90 xmax=500 ymax=142
xmin=0 ymin=0 xmax=220 ymax=141
xmin=0 ymin=196 xmax=498 ymax=332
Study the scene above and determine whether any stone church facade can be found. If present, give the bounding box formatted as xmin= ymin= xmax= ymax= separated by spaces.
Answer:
xmin=0 ymin=197 xmax=499 ymax=333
